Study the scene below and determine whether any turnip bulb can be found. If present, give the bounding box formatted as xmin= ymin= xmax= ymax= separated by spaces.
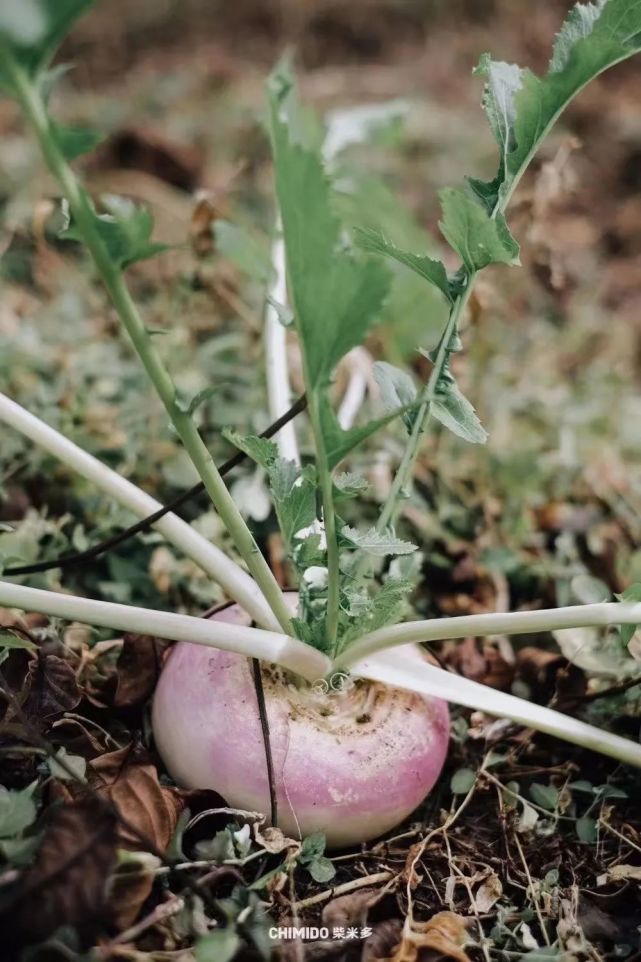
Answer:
xmin=152 ymin=600 xmax=449 ymax=848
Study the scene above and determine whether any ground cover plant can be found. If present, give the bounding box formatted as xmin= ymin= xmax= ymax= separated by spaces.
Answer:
xmin=1 ymin=0 xmax=641 ymax=958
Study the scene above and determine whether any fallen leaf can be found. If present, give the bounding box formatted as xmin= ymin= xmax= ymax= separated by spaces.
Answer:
xmin=114 ymin=634 xmax=167 ymax=708
xmin=91 ymin=745 xmax=183 ymax=852
xmin=108 ymin=852 xmax=162 ymax=930
xmin=599 ymin=863 xmax=641 ymax=885
xmin=382 ymin=912 xmax=470 ymax=962
xmin=23 ymin=652 xmax=81 ymax=720
xmin=0 ymin=797 xmax=118 ymax=948
xmin=253 ymin=824 xmax=300 ymax=856
xmin=322 ymin=886 xmax=383 ymax=931
xmin=473 ymin=871 xmax=502 ymax=913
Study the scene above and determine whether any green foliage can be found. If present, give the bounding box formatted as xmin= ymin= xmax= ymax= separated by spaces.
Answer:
xmin=432 ymin=367 xmax=488 ymax=444
xmin=51 ymin=121 xmax=103 ymax=162
xmin=472 ymin=0 xmax=641 ymax=211
xmin=298 ymin=832 xmax=335 ymax=884
xmin=267 ymin=61 xmax=391 ymax=392
xmin=354 ymin=226 xmax=452 ymax=303
xmin=438 ymin=188 xmax=520 ymax=272
xmin=0 ymin=630 xmax=36 ymax=652
xmin=0 ymin=0 xmax=95 ymax=84
xmin=0 ymin=783 xmax=37 ymax=838
xmin=341 ymin=525 xmax=417 ymax=558
xmin=339 ymin=577 xmax=414 ymax=646
xmin=63 ymin=195 xmax=168 ymax=269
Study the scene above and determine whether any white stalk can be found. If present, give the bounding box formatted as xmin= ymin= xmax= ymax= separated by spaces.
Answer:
xmin=264 ymin=228 xmax=300 ymax=464
xmin=338 ymin=347 xmax=372 ymax=429
xmin=353 ymin=645 xmax=641 ymax=768
xmin=335 ymin=602 xmax=641 ymax=671
xmin=0 ymin=393 xmax=280 ymax=631
xmin=0 ymin=580 xmax=329 ymax=682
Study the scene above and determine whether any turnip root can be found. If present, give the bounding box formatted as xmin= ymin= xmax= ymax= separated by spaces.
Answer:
xmin=152 ymin=601 xmax=449 ymax=848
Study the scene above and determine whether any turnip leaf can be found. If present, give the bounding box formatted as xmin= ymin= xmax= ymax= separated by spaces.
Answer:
xmin=267 ymin=61 xmax=391 ymax=390
xmin=438 ymin=188 xmax=520 ymax=272
xmin=354 ymin=226 xmax=452 ymax=303
xmin=473 ymin=0 xmax=641 ymax=211
xmin=341 ymin=525 xmax=417 ymax=557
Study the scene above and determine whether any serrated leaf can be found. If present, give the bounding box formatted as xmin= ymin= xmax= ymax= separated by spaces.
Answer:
xmin=223 ymin=430 xmax=278 ymax=471
xmin=340 ymin=578 xmax=413 ymax=646
xmin=333 ymin=472 xmax=369 ymax=501
xmin=474 ymin=0 xmax=641 ymax=210
xmin=354 ymin=226 xmax=452 ymax=303
xmin=267 ymin=60 xmax=391 ymax=389
xmin=373 ymin=361 xmax=417 ymax=433
xmin=51 ymin=121 xmax=102 ymax=161
xmin=274 ymin=472 xmax=317 ymax=546
xmin=431 ymin=371 xmax=488 ymax=444
xmin=341 ymin=525 xmax=417 ymax=557
xmin=0 ymin=0 xmax=95 ymax=83
xmin=439 ymin=187 xmax=520 ymax=271
xmin=63 ymin=194 xmax=168 ymax=268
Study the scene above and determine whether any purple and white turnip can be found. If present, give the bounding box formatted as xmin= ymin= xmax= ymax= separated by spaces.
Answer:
xmin=152 ymin=601 xmax=450 ymax=848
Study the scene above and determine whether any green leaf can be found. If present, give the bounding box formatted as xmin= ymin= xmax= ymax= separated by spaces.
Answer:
xmin=438 ymin=188 xmax=520 ymax=272
xmin=63 ymin=194 xmax=168 ymax=268
xmin=299 ymin=832 xmax=336 ymax=884
xmin=341 ymin=525 xmax=417 ymax=557
xmin=267 ymin=60 xmax=391 ymax=389
xmin=333 ymin=472 xmax=369 ymax=501
xmin=51 ymin=121 xmax=103 ymax=162
xmin=0 ymin=783 xmax=37 ymax=838
xmin=340 ymin=578 xmax=413 ymax=645
xmin=176 ymin=386 xmax=221 ymax=417
xmin=0 ymin=630 xmax=36 ymax=652
xmin=529 ymin=783 xmax=559 ymax=812
xmin=576 ymin=815 xmax=597 ymax=843
xmin=373 ymin=361 xmax=417 ymax=433
xmin=616 ymin=583 xmax=641 ymax=646
xmin=354 ymin=226 xmax=452 ymax=303
xmin=195 ymin=930 xmax=242 ymax=962
xmin=450 ymin=767 xmax=477 ymax=795
xmin=474 ymin=0 xmax=641 ymax=210
xmin=224 ymin=430 xmax=278 ymax=471
xmin=274 ymin=470 xmax=317 ymax=546
xmin=319 ymin=399 xmax=402 ymax=469
xmin=431 ymin=369 xmax=487 ymax=444
xmin=0 ymin=0 xmax=95 ymax=82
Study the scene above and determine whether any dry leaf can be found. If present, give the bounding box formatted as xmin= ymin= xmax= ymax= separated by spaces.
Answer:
xmin=473 ymin=871 xmax=502 ymax=913
xmin=253 ymin=824 xmax=300 ymax=856
xmin=598 ymin=863 xmax=641 ymax=885
xmin=114 ymin=634 xmax=167 ymax=708
xmin=382 ymin=912 xmax=470 ymax=962
xmin=91 ymin=745 xmax=183 ymax=852
xmin=108 ymin=852 xmax=162 ymax=930
xmin=0 ymin=797 xmax=118 ymax=949
xmin=322 ymin=886 xmax=383 ymax=931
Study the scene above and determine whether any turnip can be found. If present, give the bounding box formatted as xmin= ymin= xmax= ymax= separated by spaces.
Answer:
xmin=152 ymin=600 xmax=449 ymax=847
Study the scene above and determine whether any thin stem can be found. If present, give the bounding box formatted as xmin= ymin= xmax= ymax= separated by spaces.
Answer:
xmin=0 ymin=392 xmax=280 ymax=631
xmin=334 ymin=601 xmax=641 ymax=670
xmin=377 ymin=284 xmax=473 ymax=531
xmin=2 ymin=47 xmax=293 ymax=637
xmin=0 ymin=581 xmax=330 ymax=682
xmin=306 ymin=392 xmax=341 ymax=651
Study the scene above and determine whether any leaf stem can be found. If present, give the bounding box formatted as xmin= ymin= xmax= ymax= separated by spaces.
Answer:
xmin=2 ymin=47 xmax=293 ymax=636
xmin=0 ymin=581 xmax=329 ymax=682
xmin=306 ymin=393 xmax=341 ymax=651
xmin=0 ymin=392 xmax=281 ymax=631
xmin=352 ymin=645 xmax=641 ymax=769
xmin=334 ymin=601 xmax=641 ymax=671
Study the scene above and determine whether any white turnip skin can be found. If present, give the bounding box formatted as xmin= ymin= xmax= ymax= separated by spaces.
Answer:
xmin=152 ymin=600 xmax=449 ymax=849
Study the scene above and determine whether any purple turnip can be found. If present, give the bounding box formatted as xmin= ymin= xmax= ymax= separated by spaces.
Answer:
xmin=152 ymin=600 xmax=449 ymax=848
